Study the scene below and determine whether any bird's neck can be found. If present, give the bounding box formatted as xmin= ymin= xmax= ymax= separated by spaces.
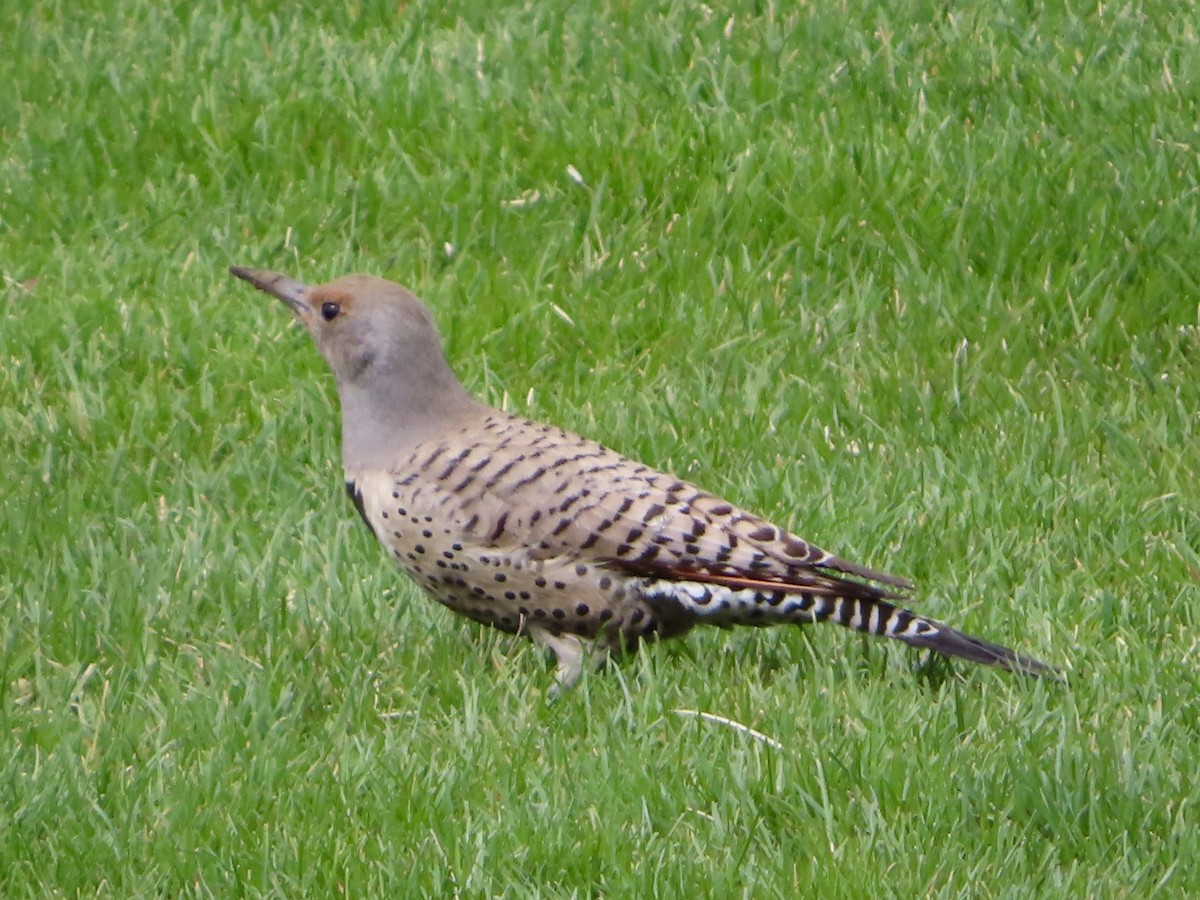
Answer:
xmin=337 ymin=370 xmax=484 ymax=473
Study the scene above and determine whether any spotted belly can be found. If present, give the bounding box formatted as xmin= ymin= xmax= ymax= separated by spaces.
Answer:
xmin=346 ymin=476 xmax=663 ymax=644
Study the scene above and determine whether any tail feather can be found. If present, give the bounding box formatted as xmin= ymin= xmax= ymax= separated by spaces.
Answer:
xmin=638 ymin=576 xmax=1059 ymax=679
xmin=832 ymin=594 xmax=1061 ymax=678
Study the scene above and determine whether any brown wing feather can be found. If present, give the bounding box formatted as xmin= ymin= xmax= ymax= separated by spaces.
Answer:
xmin=418 ymin=413 xmax=910 ymax=595
xmin=616 ymin=559 xmax=910 ymax=602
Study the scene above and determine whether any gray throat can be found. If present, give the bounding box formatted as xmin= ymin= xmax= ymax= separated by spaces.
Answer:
xmin=337 ymin=367 xmax=485 ymax=473
xmin=338 ymin=369 xmax=482 ymax=472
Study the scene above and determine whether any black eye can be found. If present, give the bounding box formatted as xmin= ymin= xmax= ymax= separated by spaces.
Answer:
xmin=320 ymin=302 xmax=341 ymax=321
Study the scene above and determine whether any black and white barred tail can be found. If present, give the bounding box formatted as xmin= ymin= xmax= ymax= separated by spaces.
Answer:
xmin=640 ymin=577 xmax=1057 ymax=678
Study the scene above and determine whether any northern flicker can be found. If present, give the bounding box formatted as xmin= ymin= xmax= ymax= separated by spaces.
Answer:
xmin=230 ymin=266 xmax=1057 ymax=690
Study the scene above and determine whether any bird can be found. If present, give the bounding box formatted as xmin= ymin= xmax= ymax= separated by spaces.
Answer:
xmin=230 ymin=265 xmax=1057 ymax=692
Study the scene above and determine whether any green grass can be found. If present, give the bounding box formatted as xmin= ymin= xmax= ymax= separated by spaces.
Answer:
xmin=3 ymin=0 xmax=1198 ymax=894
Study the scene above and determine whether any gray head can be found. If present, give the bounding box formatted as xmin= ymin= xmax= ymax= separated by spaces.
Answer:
xmin=230 ymin=267 xmax=484 ymax=470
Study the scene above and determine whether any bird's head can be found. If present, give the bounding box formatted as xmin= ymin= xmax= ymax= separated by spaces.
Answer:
xmin=230 ymin=267 xmax=449 ymax=387
xmin=230 ymin=266 xmax=482 ymax=466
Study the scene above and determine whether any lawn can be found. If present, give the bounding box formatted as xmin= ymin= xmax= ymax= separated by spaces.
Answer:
xmin=2 ymin=0 xmax=1198 ymax=895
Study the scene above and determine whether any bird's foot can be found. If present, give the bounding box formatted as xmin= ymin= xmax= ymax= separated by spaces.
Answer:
xmin=529 ymin=626 xmax=585 ymax=699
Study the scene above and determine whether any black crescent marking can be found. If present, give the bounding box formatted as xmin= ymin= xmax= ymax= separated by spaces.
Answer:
xmin=345 ymin=481 xmax=377 ymax=539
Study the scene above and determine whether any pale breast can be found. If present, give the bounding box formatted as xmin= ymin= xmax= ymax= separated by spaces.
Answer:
xmin=346 ymin=468 xmax=664 ymax=642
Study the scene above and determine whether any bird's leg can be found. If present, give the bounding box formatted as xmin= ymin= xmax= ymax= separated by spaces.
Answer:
xmin=529 ymin=626 xmax=585 ymax=697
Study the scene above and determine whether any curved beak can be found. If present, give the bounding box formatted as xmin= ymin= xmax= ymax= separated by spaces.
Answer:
xmin=229 ymin=266 xmax=313 ymax=318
